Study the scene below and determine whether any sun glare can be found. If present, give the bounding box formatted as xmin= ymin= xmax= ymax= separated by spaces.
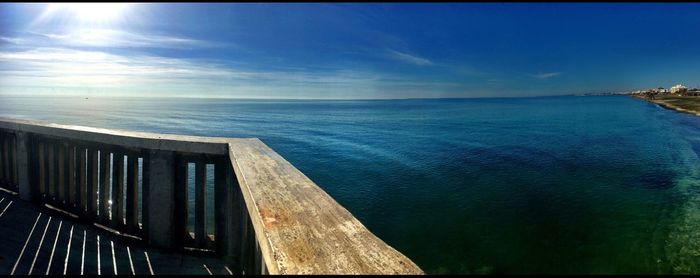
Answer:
xmin=46 ymin=3 xmax=131 ymax=24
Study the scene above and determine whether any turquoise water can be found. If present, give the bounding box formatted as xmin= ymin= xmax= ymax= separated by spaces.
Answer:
xmin=2 ymin=95 xmax=700 ymax=274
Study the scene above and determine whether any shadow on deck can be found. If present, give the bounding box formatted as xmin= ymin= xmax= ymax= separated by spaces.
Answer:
xmin=0 ymin=190 xmax=232 ymax=275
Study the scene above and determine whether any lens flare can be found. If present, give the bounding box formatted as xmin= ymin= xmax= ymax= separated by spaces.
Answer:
xmin=44 ymin=3 xmax=131 ymax=24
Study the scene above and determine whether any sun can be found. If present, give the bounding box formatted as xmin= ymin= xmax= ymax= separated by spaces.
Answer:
xmin=45 ymin=3 xmax=131 ymax=24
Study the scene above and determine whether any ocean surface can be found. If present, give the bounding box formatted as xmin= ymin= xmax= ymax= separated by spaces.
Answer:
xmin=2 ymin=95 xmax=700 ymax=274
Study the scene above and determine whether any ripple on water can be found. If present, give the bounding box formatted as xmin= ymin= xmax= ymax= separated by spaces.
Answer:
xmin=636 ymin=171 xmax=677 ymax=190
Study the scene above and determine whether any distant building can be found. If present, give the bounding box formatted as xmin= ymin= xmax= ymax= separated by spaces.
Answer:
xmin=671 ymin=84 xmax=688 ymax=94
xmin=686 ymin=88 xmax=700 ymax=96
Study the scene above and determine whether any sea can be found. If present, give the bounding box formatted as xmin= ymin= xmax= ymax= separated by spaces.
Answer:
xmin=2 ymin=95 xmax=700 ymax=274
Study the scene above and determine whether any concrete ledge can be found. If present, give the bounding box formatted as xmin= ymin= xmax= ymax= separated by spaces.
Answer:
xmin=227 ymin=138 xmax=424 ymax=274
xmin=0 ymin=118 xmax=229 ymax=155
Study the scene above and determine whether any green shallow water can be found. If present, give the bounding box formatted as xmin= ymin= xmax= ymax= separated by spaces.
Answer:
xmin=2 ymin=95 xmax=700 ymax=274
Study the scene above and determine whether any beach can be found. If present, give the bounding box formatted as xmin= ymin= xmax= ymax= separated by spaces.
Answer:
xmin=632 ymin=94 xmax=700 ymax=117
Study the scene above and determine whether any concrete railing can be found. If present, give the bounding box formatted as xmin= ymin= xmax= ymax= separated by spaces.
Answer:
xmin=0 ymin=118 xmax=423 ymax=275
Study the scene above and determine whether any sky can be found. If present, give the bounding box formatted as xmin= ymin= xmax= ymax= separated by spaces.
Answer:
xmin=1 ymin=3 xmax=699 ymax=99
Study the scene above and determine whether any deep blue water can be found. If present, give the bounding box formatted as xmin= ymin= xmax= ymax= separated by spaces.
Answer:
xmin=3 ymin=95 xmax=700 ymax=274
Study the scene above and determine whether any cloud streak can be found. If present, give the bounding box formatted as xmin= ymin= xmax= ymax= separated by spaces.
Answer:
xmin=531 ymin=72 xmax=561 ymax=79
xmin=387 ymin=49 xmax=432 ymax=66
xmin=0 ymin=36 xmax=25 ymax=44
xmin=3 ymin=29 xmax=218 ymax=49
xmin=0 ymin=47 xmax=458 ymax=98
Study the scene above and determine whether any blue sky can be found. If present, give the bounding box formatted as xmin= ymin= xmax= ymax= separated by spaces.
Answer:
xmin=1 ymin=3 xmax=699 ymax=99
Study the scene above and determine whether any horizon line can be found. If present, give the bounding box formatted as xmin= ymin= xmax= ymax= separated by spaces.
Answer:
xmin=0 ymin=92 xmax=629 ymax=101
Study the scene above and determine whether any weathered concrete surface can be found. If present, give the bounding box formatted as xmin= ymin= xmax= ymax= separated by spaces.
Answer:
xmin=228 ymin=138 xmax=424 ymax=274
xmin=145 ymin=150 xmax=175 ymax=249
xmin=0 ymin=118 xmax=229 ymax=155
xmin=15 ymin=132 xmax=31 ymax=201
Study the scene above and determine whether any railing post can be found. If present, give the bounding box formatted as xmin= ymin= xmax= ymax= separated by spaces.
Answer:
xmin=16 ymin=132 xmax=33 ymax=201
xmin=145 ymin=149 xmax=176 ymax=249
xmin=216 ymin=157 xmax=242 ymax=270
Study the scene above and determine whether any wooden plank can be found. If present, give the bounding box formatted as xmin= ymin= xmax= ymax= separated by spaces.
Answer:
xmin=0 ymin=187 xmax=236 ymax=275
xmin=254 ymin=233 xmax=262 ymax=275
xmin=5 ymin=132 xmax=10 ymax=186
xmin=47 ymin=142 xmax=54 ymax=199
xmin=144 ymin=150 xmax=177 ymax=249
xmin=57 ymin=143 xmax=65 ymax=203
xmin=64 ymin=225 xmax=83 ymax=275
xmin=3 ymin=133 xmax=10 ymax=188
xmin=28 ymin=135 xmax=39 ymax=199
xmin=233 ymin=192 xmax=246 ymax=274
xmin=46 ymin=141 xmax=51 ymax=200
xmin=3 ymin=133 xmax=7 ymax=186
xmin=99 ymin=150 xmax=110 ymax=223
xmin=243 ymin=217 xmax=255 ymax=274
xmin=110 ymin=239 xmax=131 ymax=275
xmin=0 ymin=132 xmax=4 ymax=184
xmin=173 ymin=156 xmax=188 ymax=248
xmin=43 ymin=218 xmax=63 ymax=275
xmin=53 ymin=143 xmax=60 ymax=202
xmin=87 ymin=149 xmax=98 ymax=218
xmin=4 ymin=132 xmax=10 ymax=185
xmin=67 ymin=144 xmax=75 ymax=207
xmin=238 ymin=210 xmax=249 ymax=274
xmin=54 ymin=141 xmax=65 ymax=202
xmin=214 ymin=157 xmax=240 ymax=259
xmin=38 ymin=141 xmax=45 ymax=196
xmin=262 ymin=255 xmax=268 ymax=275
xmin=227 ymin=138 xmax=423 ymax=274
xmin=2 ymin=133 xmax=8 ymax=185
xmin=77 ymin=147 xmax=87 ymax=212
xmin=44 ymin=141 xmax=50 ymax=199
xmin=3 ymin=133 xmax=8 ymax=186
xmin=4 ymin=132 xmax=9 ymax=186
xmin=125 ymin=154 xmax=138 ymax=233
xmin=140 ymin=153 xmax=150 ymax=238
xmin=126 ymin=246 xmax=148 ymax=275
xmin=52 ymin=141 xmax=63 ymax=202
xmin=81 ymin=230 xmax=97 ymax=275
xmin=112 ymin=153 xmax=124 ymax=228
xmin=194 ymin=162 xmax=206 ymax=248
xmin=11 ymin=134 xmax=18 ymax=189
xmin=12 ymin=131 xmax=30 ymax=200
xmin=61 ymin=143 xmax=73 ymax=204
xmin=5 ymin=133 xmax=10 ymax=188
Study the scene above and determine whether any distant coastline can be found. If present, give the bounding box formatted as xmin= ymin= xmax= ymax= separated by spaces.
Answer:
xmin=631 ymin=94 xmax=700 ymax=117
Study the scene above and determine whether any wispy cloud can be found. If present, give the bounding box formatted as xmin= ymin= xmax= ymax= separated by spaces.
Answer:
xmin=0 ymin=47 xmax=266 ymax=86
xmin=0 ymin=36 xmax=25 ymax=44
xmin=6 ymin=29 xmax=219 ymax=49
xmin=531 ymin=72 xmax=561 ymax=79
xmin=0 ymin=47 xmax=458 ymax=98
xmin=387 ymin=49 xmax=432 ymax=66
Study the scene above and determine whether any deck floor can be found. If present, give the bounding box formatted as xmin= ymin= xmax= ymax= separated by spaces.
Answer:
xmin=0 ymin=190 xmax=233 ymax=275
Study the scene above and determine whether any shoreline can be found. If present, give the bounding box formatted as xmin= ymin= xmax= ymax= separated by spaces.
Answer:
xmin=630 ymin=94 xmax=700 ymax=117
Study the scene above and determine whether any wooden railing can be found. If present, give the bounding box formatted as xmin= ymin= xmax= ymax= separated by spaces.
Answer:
xmin=29 ymin=133 xmax=147 ymax=236
xmin=0 ymin=118 xmax=423 ymax=275
xmin=0 ymin=130 xmax=18 ymax=192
